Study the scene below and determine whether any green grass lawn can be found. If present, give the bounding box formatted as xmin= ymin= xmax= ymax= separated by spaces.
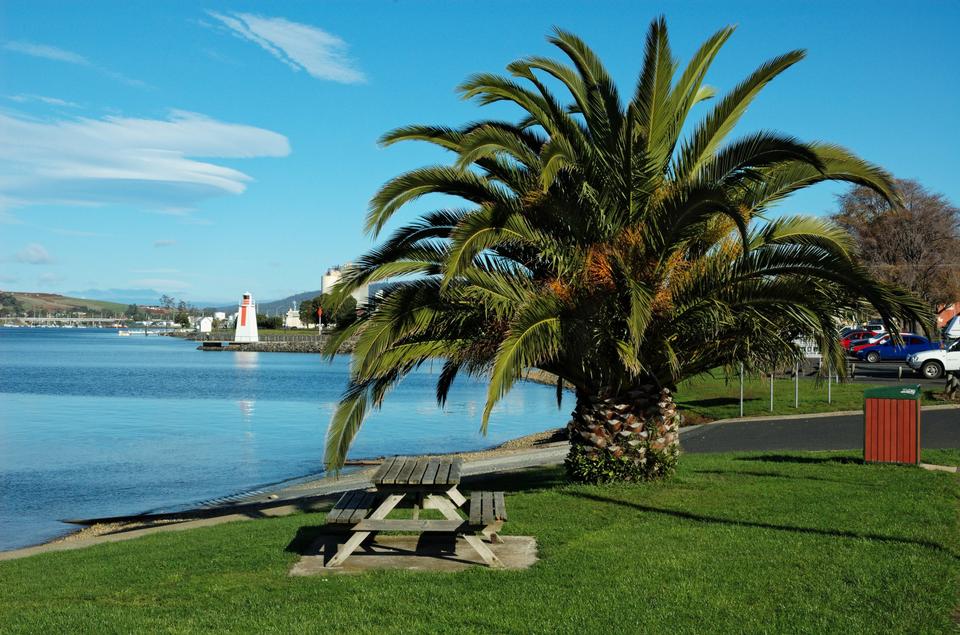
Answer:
xmin=1 ymin=450 xmax=957 ymax=633
xmin=674 ymin=373 xmax=933 ymax=422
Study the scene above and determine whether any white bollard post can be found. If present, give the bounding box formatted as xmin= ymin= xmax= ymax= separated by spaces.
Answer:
xmin=770 ymin=372 xmax=774 ymax=412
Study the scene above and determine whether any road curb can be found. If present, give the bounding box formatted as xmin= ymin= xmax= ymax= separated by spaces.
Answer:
xmin=697 ymin=402 xmax=960 ymax=427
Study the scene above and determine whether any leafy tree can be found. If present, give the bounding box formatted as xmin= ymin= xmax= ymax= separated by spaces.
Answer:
xmin=257 ymin=315 xmax=283 ymax=329
xmin=831 ymin=178 xmax=960 ymax=324
xmin=301 ymin=294 xmax=357 ymax=327
xmin=125 ymin=304 xmax=140 ymax=318
xmin=159 ymin=295 xmax=175 ymax=310
xmin=174 ymin=311 xmax=191 ymax=328
xmin=323 ymin=19 xmax=929 ymax=481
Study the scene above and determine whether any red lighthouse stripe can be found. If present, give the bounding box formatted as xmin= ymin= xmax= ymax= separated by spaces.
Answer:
xmin=240 ymin=306 xmax=247 ymax=327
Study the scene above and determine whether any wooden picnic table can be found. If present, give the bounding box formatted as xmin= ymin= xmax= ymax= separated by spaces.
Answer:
xmin=325 ymin=456 xmax=506 ymax=568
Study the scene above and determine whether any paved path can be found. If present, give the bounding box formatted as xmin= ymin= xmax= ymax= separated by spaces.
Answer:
xmin=681 ymin=407 xmax=960 ymax=454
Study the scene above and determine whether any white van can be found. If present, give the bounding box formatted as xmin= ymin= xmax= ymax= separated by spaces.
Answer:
xmin=943 ymin=315 xmax=960 ymax=340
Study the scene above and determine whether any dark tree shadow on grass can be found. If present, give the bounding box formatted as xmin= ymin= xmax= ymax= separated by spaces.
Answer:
xmin=567 ymin=491 xmax=957 ymax=559
xmin=690 ymin=469 xmax=880 ymax=487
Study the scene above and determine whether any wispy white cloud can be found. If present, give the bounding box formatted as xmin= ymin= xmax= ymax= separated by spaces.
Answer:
xmin=8 ymin=94 xmax=81 ymax=108
xmin=153 ymin=239 xmax=176 ymax=248
xmin=207 ymin=12 xmax=365 ymax=84
xmin=131 ymin=268 xmax=180 ymax=274
xmin=16 ymin=243 xmax=54 ymax=264
xmin=3 ymin=40 xmax=146 ymax=87
xmin=3 ymin=41 xmax=88 ymax=64
xmin=0 ymin=109 xmax=290 ymax=211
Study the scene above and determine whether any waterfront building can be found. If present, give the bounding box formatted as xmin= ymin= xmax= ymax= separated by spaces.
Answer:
xmin=213 ymin=311 xmax=226 ymax=321
xmin=284 ymin=308 xmax=303 ymax=329
xmin=234 ymin=293 xmax=259 ymax=343
xmin=322 ymin=265 xmax=370 ymax=306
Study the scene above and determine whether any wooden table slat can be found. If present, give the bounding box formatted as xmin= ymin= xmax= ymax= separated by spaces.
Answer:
xmin=326 ymin=490 xmax=356 ymax=523
xmin=382 ymin=457 xmax=406 ymax=484
xmin=352 ymin=519 xmax=465 ymax=532
xmin=395 ymin=458 xmax=417 ymax=484
xmin=494 ymin=491 xmax=506 ymax=521
xmin=435 ymin=462 xmax=451 ymax=485
xmin=448 ymin=460 xmax=462 ymax=485
xmin=409 ymin=460 xmax=429 ymax=484
xmin=469 ymin=491 xmax=481 ymax=525
xmin=349 ymin=492 xmax=377 ymax=523
xmin=482 ymin=491 xmax=494 ymax=524
xmin=421 ymin=460 xmax=441 ymax=485
xmin=372 ymin=457 xmax=396 ymax=483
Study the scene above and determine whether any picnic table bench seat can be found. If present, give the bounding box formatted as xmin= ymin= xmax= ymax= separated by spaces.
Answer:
xmin=327 ymin=490 xmax=379 ymax=525
xmin=468 ymin=491 xmax=507 ymax=526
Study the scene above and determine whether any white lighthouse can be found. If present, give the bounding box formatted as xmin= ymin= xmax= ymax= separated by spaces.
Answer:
xmin=234 ymin=292 xmax=259 ymax=343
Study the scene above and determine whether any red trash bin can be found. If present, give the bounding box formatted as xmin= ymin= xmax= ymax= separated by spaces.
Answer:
xmin=863 ymin=384 xmax=921 ymax=464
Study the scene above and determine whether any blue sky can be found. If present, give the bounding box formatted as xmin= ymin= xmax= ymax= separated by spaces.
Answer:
xmin=1 ymin=1 xmax=958 ymax=306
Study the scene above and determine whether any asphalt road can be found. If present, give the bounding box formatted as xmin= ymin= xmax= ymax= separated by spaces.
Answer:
xmin=681 ymin=407 xmax=960 ymax=454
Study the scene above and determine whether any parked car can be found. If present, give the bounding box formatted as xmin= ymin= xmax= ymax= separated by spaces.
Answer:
xmin=855 ymin=335 xmax=940 ymax=363
xmin=847 ymin=332 xmax=889 ymax=354
xmin=907 ymin=338 xmax=960 ymax=379
xmin=840 ymin=329 xmax=880 ymax=349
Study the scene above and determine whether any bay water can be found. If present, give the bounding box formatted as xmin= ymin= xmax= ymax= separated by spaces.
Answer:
xmin=0 ymin=328 xmax=563 ymax=551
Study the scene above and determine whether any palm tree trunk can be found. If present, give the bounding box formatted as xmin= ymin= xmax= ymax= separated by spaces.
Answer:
xmin=565 ymin=384 xmax=681 ymax=482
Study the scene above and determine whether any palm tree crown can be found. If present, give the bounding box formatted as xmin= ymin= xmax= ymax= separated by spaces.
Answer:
xmin=323 ymin=18 xmax=929 ymax=473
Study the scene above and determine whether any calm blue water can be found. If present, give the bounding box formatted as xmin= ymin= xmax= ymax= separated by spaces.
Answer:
xmin=0 ymin=328 xmax=562 ymax=551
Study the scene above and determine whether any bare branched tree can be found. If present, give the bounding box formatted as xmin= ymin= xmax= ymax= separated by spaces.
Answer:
xmin=832 ymin=179 xmax=960 ymax=320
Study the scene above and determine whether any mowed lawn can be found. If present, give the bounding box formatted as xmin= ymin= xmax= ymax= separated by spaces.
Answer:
xmin=674 ymin=373 xmax=920 ymax=422
xmin=0 ymin=451 xmax=957 ymax=633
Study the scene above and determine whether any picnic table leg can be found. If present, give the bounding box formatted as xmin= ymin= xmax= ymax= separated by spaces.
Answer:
xmin=427 ymin=495 xmax=503 ymax=568
xmin=325 ymin=493 xmax=405 ymax=568
xmin=446 ymin=486 xmax=467 ymax=508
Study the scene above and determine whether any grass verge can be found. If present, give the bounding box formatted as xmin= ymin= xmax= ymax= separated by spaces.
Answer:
xmin=0 ymin=450 xmax=957 ymax=633
xmin=675 ymin=373 xmax=939 ymax=422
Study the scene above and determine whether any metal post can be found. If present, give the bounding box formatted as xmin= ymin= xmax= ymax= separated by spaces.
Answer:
xmin=770 ymin=372 xmax=774 ymax=412
xmin=795 ymin=362 xmax=799 ymax=408
xmin=739 ymin=363 xmax=744 ymax=417
xmin=827 ymin=362 xmax=832 ymax=404
xmin=898 ymin=366 xmax=902 ymax=383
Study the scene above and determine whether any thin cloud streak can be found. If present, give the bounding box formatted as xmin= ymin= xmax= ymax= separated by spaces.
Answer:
xmin=207 ymin=12 xmax=365 ymax=83
xmin=8 ymin=94 xmax=81 ymax=108
xmin=3 ymin=40 xmax=146 ymax=88
xmin=0 ymin=109 xmax=290 ymax=211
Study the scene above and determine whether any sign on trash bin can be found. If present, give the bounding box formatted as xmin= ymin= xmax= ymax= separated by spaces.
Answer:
xmin=863 ymin=384 xmax=921 ymax=465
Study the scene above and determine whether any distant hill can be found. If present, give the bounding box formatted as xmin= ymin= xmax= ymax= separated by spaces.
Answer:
xmin=215 ymin=290 xmax=322 ymax=315
xmin=0 ymin=291 xmax=128 ymax=315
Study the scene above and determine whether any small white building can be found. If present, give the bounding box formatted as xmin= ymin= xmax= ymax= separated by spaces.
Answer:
xmin=213 ymin=311 xmax=226 ymax=321
xmin=284 ymin=308 xmax=303 ymax=329
xmin=197 ymin=316 xmax=213 ymax=333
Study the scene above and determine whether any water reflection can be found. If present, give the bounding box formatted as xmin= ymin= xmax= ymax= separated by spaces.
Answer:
xmin=233 ymin=351 xmax=259 ymax=370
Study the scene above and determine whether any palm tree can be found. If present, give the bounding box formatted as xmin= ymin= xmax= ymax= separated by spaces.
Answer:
xmin=324 ymin=18 xmax=929 ymax=482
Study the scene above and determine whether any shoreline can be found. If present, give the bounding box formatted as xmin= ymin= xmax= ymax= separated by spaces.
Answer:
xmin=34 ymin=426 xmax=569 ymax=551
